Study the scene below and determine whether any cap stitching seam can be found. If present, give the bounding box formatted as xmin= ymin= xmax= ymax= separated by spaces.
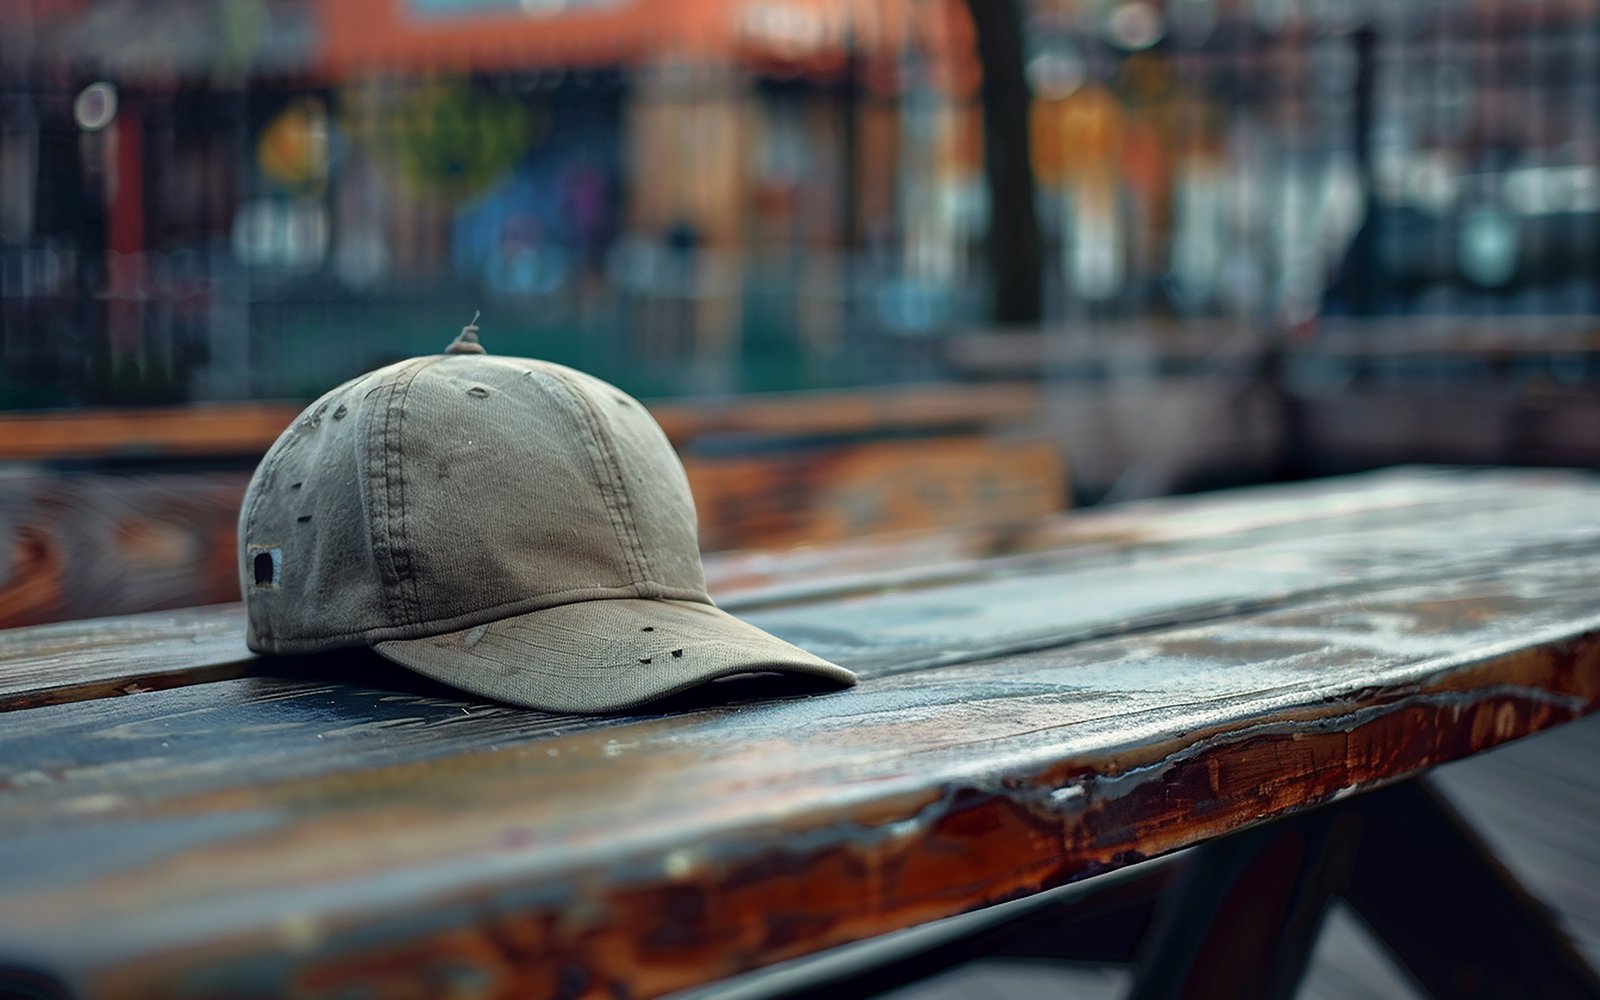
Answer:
xmin=547 ymin=368 xmax=655 ymax=586
xmin=239 ymin=393 xmax=323 ymax=628
xmin=241 ymin=404 xmax=315 ymax=534
xmin=553 ymin=371 xmax=644 ymax=582
xmin=533 ymin=369 xmax=638 ymax=582
xmin=239 ymin=442 xmax=292 ymax=622
xmin=537 ymin=368 xmax=646 ymax=585
xmin=593 ymin=388 xmax=659 ymax=587
xmin=369 ymin=358 xmax=433 ymax=627
xmin=240 ymin=443 xmax=285 ymax=544
xmin=243 ymin=376 xmax=374 ymax=643
xmin=253 ymin=582 xmax=708 ymax=647
xmin=366 ymin=373 xmax=404 ymax=626
xmin=387 ymin=357 xmax=441 ymax=625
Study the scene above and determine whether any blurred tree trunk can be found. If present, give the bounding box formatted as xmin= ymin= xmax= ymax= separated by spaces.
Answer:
xmin=965 ymin=0 xmax=1042 ymax=326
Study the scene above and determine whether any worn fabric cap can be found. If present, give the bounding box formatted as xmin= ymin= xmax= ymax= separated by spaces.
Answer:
xmin=238 ymin=326 xmax=855 ymax=713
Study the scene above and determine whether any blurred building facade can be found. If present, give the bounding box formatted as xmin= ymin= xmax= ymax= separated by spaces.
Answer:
xmin=1 ymin=0 xmax=1597 ymax=408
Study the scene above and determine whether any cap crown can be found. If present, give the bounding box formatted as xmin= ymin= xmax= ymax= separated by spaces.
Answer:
xmin=240 ymin=355 xmax=708 ymax=653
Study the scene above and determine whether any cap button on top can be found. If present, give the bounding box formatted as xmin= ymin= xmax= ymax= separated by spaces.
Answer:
xmin=445 ymin=311 xmax=487 ymax=355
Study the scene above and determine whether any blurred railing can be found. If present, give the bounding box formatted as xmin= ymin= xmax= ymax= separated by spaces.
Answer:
xmin=0 ymin=239 xmax=981 ymax=406
xmin=2 ymin=0 xmax=1598 ymax=409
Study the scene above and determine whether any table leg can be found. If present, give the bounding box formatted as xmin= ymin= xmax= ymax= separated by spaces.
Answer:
xmin=1125 ymin=801 xmax=1364 ymax=1000
xmin=1343 ymin=779 xmax=1600 ymax=1000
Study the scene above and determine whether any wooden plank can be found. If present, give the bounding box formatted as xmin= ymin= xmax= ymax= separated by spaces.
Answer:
xmin=0 ymin=404 xmax=301 ymax=462
xmin=684 ymin=436 xmax=1064 ymax=551
xmin=10 ymin=499 xmax=1600 ymax=819
xmin=0 ymin=461 xmax=1475 ymax=632
xmin=3 ymin=445 xmax=1068 ymax=627
xmin=0 ymin=385 xmax=1041 ymax=463
xmin=0 ymin=450 xmax=1568 ymax=634
xmin=0 ymin=607 xmax=255 ymax=711
xmin=0 ymin=468 xmax=1554 ymax=706
xmin=4 ymin=468 xmax=1595 ymax=712
xmin=650 ymin=383 xmax=1042 ymax=443
xmin=2 ymin=543 xmax=1600 ymax=999
xmin=1 ymin=434 xmax=1058 ymax=629
xmin=0 ymin=472 xmax=247 ymax=629
xmin=707 ymin=465 xmax=1599 ymax=613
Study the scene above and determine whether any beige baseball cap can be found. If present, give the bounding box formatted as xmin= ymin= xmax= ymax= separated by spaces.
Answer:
xmin=238 ymin=323 xmax=855 ymax=713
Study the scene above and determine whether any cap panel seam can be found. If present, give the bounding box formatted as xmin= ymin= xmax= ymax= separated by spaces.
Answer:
xmin=239 ymin=439 xmax=296 ymax=624
xmin=545 ymin=367 xmax=655 ymax=586
xmin=363 ymin=372 xmax=405 ymax=625
xmin=366 ymin=358 xmax=435 ymax=626
xmin=241 ymin=400 xmax=318 ymax=537
xmin=388 ymin=356 xmax=442 ymax=625
xmin=535 ymin=367 xmax=648 ymax=585
xmin=240 ymin=439 xmax=288 ymax=543
xmin=244 ymin=374 xmax=381 ymax=640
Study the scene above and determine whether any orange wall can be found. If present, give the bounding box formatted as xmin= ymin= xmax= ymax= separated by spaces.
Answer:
xmin=317 ymin=0 xmax=913 ymax=78
xmin=321 ymin=0 xmax=736 ymax=76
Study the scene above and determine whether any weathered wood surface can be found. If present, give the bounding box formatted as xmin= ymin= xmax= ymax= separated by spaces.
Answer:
xmin=2 ymin=469 xmax=1600 ymax=999
xmin=0 ymin=473 xmax=248 ymax=629
xmin=683 ymin=436 xmax=1063 ymax=551
xmin=805 ymin=711 xmax=1600 ymax=1000
xmin=9 ymin=466 xmax=1595 ymax=717
xmin=0 ymin=606 xmax=255 ymax=711
xmin=0 ymin=404 xmax=303 ymax=463
xmin=651 ymin=384 xmax=1042 ymax=443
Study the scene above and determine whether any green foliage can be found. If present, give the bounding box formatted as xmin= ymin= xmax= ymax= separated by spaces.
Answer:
xmin=365 ymin=81 xmax=536 ymax=204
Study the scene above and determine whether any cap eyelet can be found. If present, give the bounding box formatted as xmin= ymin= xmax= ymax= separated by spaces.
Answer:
xmin=249 ymin=547 xmax=282 ymax=589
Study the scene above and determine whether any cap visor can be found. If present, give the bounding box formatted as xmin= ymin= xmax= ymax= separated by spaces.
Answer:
xmin=373 ymin=598 xmax=856 ymax=714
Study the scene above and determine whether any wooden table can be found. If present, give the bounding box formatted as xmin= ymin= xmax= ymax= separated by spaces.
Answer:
xmin=3 ymin=468 xmax=1600 ymax=1000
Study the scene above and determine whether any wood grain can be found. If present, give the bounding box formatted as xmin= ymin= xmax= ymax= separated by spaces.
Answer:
xmin=1 ymin=470 xmax=1600 ymax=999
xmin=684 ymin=436 xmax=1063 ymax=551
xmin=0 ymin=473 xmax=247 ymax=629
xmin=0 ymin=405 xmax=302 ymax=463
xmin=695 ymin=465 xmax=1559 ymax=603
xmin=1 ymin=547 xmax=1598 ymax=999
xmin=0 ymin=606 xmax=255 ymax=711
xmin=4 ymin=468 xmax=1590 ymax=713
xmin=651 ymin=383 xmax=1042 ymax=443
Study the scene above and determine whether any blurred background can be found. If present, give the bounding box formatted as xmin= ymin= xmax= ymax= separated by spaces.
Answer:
xmin=3 ymin=4 xmax=1600 ymax=997
xmin=1 ymin=0 xmax=1599 ymax=625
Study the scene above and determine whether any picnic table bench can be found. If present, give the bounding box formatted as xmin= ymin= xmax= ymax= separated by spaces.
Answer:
xmin=3 ymin=467 xmax=1600 ymax=999
xmin=0 ymin=384 xmax=1061 ymax=628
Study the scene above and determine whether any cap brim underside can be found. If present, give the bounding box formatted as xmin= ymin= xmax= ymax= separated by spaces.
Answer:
xmin=373 ymin=598 xmax=856 ymax=714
